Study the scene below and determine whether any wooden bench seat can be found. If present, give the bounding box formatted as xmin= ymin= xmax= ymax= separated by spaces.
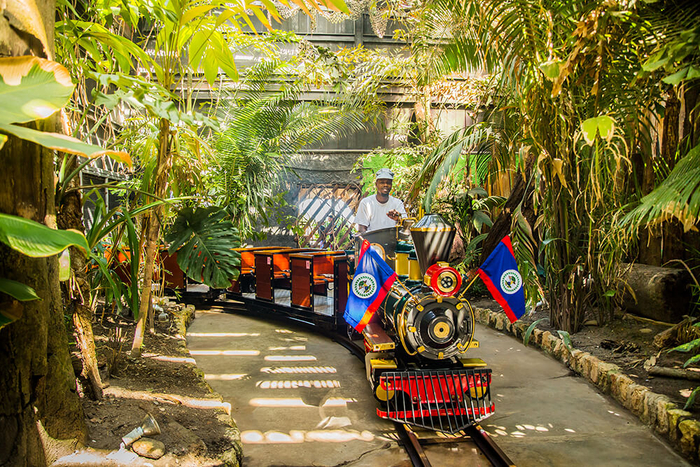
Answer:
xmin=289 ymin=251 xmax=347 ymax=310
xmin=254 ymin=248 xmax=321 ymax=301
xmin=229 ymin=246 xmax=289 ymax=293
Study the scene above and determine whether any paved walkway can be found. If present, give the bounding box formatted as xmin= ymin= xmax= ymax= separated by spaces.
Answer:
xmin=187 ymin=308 xmax=691 ymax=466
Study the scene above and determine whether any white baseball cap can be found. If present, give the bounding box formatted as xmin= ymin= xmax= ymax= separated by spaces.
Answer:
xmin=375 ymin=168 xmax=394 ymax=180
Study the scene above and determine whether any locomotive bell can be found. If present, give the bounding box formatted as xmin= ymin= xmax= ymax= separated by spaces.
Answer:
xmin=410 ymin=214 xmax=456 ymax=277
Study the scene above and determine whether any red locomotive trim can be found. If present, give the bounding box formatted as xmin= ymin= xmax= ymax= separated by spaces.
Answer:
xmin=380 ymin=373 xmax=491 ymax=404
xmin=376 ymin=404 xmax=495 ymax=419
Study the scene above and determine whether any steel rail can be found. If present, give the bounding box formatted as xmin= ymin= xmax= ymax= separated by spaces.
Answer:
xmin=395 ymin=423 xmax=433 ymax=467
xmin=464 ymin=424 xmax=517 ymax=467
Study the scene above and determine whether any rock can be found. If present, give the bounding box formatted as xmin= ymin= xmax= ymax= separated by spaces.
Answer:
xmin=132 ymin=438 xmax=166 ymax=459
xmin=621 ymin=263 xmax=692 ymax=323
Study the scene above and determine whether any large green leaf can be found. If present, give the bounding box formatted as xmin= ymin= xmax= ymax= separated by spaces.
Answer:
xmin=165 ymin=207 xmax=241 ymax=288
xmin=0 ymin=213 xmax=89 ymax=257
xmin=0 ymin=56 xmax=73 ymax=124
xmin=0 ymin=56 xmax=132 ymax=166
xmin=0 ymin=122 xmax=131 ymax=164
xmin=0 ymin=278 xmax=40 ymax=301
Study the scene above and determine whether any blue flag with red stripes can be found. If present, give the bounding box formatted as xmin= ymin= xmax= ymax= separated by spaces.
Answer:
xmin=477 ymin=236 xmax=526 ymax=323
xmin=344 ymin=239 xmax=397 ymax=332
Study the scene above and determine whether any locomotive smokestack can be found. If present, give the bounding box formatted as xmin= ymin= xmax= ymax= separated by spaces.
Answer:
xmin=410 ymin=214 xmax=455 ymax=276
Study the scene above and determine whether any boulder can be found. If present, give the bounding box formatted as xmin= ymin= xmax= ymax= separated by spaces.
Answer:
xmin=621 ymin=263 xmax=692 ymax=323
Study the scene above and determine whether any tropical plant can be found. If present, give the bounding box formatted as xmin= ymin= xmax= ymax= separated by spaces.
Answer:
xmin=402 ymin=0 xmax=700 ymax=332
xmin=56 ymin=0 xmax=352 ymax=356
xmin=165 ymin=206 xmax=242 ymax=288
xmin=212 ymin=58 xmax=370 ymax=237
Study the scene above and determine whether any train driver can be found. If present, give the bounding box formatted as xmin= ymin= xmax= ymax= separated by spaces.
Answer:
xmin=355 ymin=168 xmax=407 ymax=234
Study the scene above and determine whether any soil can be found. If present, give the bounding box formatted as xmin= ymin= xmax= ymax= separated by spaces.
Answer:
xmin=77 ymin=303 xmax=239 ymax=466
xmin=78 ymin=296 xmax=697 ymax=465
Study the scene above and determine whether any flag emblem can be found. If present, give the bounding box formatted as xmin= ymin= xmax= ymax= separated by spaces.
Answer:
xmin=477 ymin=236 xmax=526 ymax=323
xmin=344 ymin=239 xmax=398 ymax=332
xmin=500 ymin=270 xmax=522 ymax=294
xmin=352 ymin=273 xmax=378 ymax=299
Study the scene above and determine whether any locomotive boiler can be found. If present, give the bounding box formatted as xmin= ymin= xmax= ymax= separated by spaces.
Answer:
xmin=358 ymin=214 xmax=494 ymax=433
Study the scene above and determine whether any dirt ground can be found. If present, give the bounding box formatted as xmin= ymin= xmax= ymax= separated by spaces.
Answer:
xmin=79 ymin=295 xmax=698 ymax=465
xmin=79 ymin=303 xmax=240 ymax=466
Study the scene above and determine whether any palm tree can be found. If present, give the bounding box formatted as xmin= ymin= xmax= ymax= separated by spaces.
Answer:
xmin=212 ymin=60 xmax=371 ymax=237
xmin=406 ymin=0 xmax=699 ymax=331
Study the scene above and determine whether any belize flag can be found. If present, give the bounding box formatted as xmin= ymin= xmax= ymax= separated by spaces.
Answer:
xmin=344 ymin=239 xmax=397 ymax=332
xmin=477 ymin=236 xmax=526 ymax=323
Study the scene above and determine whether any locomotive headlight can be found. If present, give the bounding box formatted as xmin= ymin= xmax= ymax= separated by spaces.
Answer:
xmin=424 ymin=262 xmax=462 ymax=297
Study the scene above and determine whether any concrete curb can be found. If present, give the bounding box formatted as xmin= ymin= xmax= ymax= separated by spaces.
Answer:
xmin=473 ymin=306 xmax=700 ymax=464
xmin=166 ymin=302 xmax=244 ymax=467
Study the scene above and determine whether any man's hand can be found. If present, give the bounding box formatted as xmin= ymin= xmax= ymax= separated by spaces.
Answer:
xmin=387 ymin=209 xmax=401 ymax=222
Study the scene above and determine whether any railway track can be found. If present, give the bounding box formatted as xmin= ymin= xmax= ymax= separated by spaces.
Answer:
xmin=206 ymin=296 xmax=515 ymax=467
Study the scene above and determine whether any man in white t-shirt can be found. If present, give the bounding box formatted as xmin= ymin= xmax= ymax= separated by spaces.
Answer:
xmin=355 ymin=168 xmax=407 ymax=233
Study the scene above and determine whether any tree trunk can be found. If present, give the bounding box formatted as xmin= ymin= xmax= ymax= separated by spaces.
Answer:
xmin=0 ymin=123 xmax=87 ymax=466
xmin=131 ymin=118 xmax=170 ymax=357
xmin=1 ymin=3 xmax=87 ymax=464
xmin=56 ymin=156 xmax=104 ymax=400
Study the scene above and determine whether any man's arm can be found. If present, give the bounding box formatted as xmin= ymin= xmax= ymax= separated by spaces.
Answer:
xmin=358 ymin=224 xmax=368 ymax=233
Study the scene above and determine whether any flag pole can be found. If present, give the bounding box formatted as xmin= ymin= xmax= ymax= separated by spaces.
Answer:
xmin=393 ymin=275 xmax=418 ymax=303
xmin=458 ymin=271 xmax=480 ymax=300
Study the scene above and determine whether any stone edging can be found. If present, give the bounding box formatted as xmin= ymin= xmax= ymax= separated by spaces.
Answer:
xmin=473 ymin=306 xmax=700 ymax=464
xmin=164 ymin=301 xmax=244 ymax=467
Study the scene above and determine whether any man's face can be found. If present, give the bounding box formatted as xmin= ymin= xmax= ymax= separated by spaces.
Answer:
xmin=375 ymin=178 xmax=393 ymax=196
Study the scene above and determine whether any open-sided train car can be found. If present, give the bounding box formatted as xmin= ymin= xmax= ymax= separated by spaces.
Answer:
xmin=221 ymin=214 xmax=495 ymax=434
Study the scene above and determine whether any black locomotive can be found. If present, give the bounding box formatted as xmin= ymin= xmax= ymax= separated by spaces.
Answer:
xmin=164 ymin=213 xmax=495 ymax=434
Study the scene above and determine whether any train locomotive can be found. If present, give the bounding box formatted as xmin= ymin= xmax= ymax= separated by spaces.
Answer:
xmin=355 ymin=214 xmax=494 ymax=434
xmin=166 ymin=213 xmax=495 ymax=434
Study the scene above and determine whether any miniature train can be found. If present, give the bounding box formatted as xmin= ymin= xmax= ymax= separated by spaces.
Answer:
xmin=158 ymin=214 xmax=495 ymax=434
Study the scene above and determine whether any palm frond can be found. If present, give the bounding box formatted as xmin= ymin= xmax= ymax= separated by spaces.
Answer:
xmin=622 ymin=143 xmax=700 ymax=232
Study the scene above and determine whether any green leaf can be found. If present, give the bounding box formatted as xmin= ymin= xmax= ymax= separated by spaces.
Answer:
xmin=0 ymin=278 xmax=40 ymax=301
xmin=662 ymin=67 xmax=688 ymax=85
xmin=683 ymin=387 xmax=700 ymax=410
xmin=0 ymin=57 xmax=131 ymax=166
xmin=641 ymin=51 xmax=669 ymax=72
xmin=0 ymin=56 xmax=74 ymax=125
xmin=557 ymin=330 xmax=573 ymax=351
xmin=581 ymin=116 xmax=616 ymax=145
xmin=668 ymin=338 xmax=700 ymax=354
xmin=0 ymin=123 xmax=131 ymax=164
xmin=165 ymin=206 xmax=241 ymax=288
xmin=0 ymin=213 xmax=89 ymax=257
xmin=539 ymin=60 xmax=562 ymax=80
xmin=523 ymin=318 xmax=547 ymax=346
xmin=683 ymin=354 xmax=700 ymax=368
